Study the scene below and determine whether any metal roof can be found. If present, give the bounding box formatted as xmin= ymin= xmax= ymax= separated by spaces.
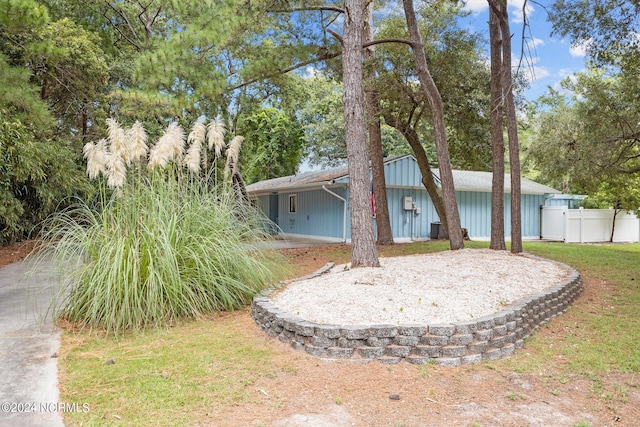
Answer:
xmin=246 ymin=155 xmax=560 ymax=195
xmin=435 ymin=169 xmax=561 ymax=195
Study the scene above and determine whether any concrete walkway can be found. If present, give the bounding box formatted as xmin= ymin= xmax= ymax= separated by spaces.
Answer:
xmin=0 ymin=256 xmax=64 ymax=427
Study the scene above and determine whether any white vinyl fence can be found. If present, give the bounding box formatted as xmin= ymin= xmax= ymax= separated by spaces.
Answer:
xmin=541 ymin=206 xmax=640 ymax=243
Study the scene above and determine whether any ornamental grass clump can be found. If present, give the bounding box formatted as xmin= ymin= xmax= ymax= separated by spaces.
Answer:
xmin=42 ymin=119 xmax=284 ymax=335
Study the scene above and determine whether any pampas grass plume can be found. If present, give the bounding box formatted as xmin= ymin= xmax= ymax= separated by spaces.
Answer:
xmin=227 ymin=135 xmax=243 ymax=165
xmin=188 ymin=122 xmax=207 ymax=146
xmin=106 ymin=118 xmax=127 ymax=157
xmin=148 ymin=123 xmax=185 ymax=170
xmin=184 ymin=139 xmax=203 ymax=173
xmin=224 ymin=135 xmax=243 ymax=176
xmin=207 ymin=120 xmax=226 ymax=158
xmin=83 ymin=139 xmax=108 ymax=179
xmin=125 ymin=121 xmax=148 ymax=164
xmin=105 ymin=151 xmax=127 ymax=188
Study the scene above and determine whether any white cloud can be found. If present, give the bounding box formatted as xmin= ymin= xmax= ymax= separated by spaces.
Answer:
xmin=304 ymin=66 xmax=320 ymax=78
xmin=521 ymin=65 xmax=550 ymax=83
xmin=557 ymin=68 xmax=574 ymax=78
xmin=509 ymin=0 xmax=535 ymax=24
xmin=462 ymin=0 xmax=535 ymax=24
xmin=461 ymin=0 xmax=488 ymax=14
xmin=533 ymin=37 xmax=545 ymax=48
xmin=569 ymin=39 xmax=591 ymax=57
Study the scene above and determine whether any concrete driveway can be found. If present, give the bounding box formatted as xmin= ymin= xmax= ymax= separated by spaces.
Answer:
xmin=257 ymin=235 xmax=346 ymax=250
xmin=0 ymin=256 xmax=64 ymax=427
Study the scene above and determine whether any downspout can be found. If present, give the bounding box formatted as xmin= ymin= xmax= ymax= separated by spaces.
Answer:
xmin=323 ymin=185 xmax=347 ymax=243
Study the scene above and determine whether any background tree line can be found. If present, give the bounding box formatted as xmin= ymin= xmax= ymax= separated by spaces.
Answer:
xmin=1 ymin=0 xmax=638 ymax=260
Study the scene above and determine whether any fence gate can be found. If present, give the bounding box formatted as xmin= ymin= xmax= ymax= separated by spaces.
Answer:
xmin=540 ymin=206 xmax=567 ymax=241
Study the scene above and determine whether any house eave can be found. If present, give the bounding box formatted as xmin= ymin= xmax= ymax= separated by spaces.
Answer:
xmin=247 ymin=181 xmax=347 ymax=197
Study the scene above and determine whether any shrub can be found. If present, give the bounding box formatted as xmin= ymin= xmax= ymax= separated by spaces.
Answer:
xmin=0 ymin=110 xmax=90 ymax=243
xmin=40 ymin=119 xmax=284 ymax=335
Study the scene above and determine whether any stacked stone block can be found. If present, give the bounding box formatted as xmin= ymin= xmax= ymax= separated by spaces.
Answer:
xmin=251 ymin=257 xmax=582 ymax=365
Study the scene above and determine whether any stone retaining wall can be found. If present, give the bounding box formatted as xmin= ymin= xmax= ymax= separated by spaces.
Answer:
xmin=251 ymin=256 xmax=582 ymax=366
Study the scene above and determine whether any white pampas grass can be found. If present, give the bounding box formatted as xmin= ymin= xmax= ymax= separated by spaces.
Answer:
xmin=106 ymin=118 xmax=127 ymax=157
xmin=207 ymin=120 xmax=226 ymax=158
xmin=105 ymin=152 xmax=127 ymax=188
xmin=226 ymin=135 xmax=243 ymax=165
xmin=83 ymin=118 xmax=243 ymax=184
xmin=83 ymin=139 xmax=109 ymax=179
xmin=188 ymin=122 xmax=207 ymax=146
xmin=224 ymin=135 xmax=243 ymax=176
xmin=148 ymin=123 xmax=185 ymax=170
xmin=184 ymin=122 xmax=207 ymax=173
xmin=125 ymin=121 xmax=148 ymax=164
xmin=184 ymin=140 xmax=203 ymax=173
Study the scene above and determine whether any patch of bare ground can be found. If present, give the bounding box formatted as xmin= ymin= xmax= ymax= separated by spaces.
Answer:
xmin=195 ymin=308 xmax=639 ymax=427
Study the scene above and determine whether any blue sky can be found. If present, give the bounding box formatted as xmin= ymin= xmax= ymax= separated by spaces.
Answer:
xmin=460 ymin=0 xmax=588 ymax=100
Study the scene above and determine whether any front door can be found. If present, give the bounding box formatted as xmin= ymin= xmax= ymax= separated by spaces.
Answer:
xmin=268 ymin=194 xmax=279 ymax=234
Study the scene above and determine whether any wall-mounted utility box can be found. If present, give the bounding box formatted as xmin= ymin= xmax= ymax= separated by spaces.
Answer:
xmin=403 ymin=196 xmax=413 ymax=210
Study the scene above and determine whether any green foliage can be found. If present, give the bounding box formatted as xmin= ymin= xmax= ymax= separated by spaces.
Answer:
xmin=295 ymin=75 xmax=411 ymax=167
xmin=0 ymin=0 xmax=49 ymax=29
xmin=43 ymin=175 xmax=283 ymax=335
xmin=40 ymin=119 xmax=285 ymax=335
xmin=374 ymin=1 xmax=493 ymax=171
xmin=526 ymin=67 xmax=640 ymax=195
xmin=29 ymin=18 xmax=109 ymax=141
xmin=0 ymin=110 xmax=89 ymax=243
xmin=0 ymin=53 xmax=52 ymax=126
xmin=583 ymin=175 xmax=640 ymax=211
xmin=549 ymin=0 xmax=640 ymax=70
xmin=236 ymin=107 xmax=304 ymax=183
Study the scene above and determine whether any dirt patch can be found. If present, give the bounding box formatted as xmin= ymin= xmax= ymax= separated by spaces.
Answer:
xmin=204 ymin=310 xmax=639 ymax=427
xmin=0 ymin=240 xmax=37 ymax=269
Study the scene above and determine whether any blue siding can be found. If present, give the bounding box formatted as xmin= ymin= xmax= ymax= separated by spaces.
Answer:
xmin=258 ymin=188 xmax=544 ymax=240
xmin=278 ymin=187 xmax=348 ymax=239
xmin=384 ymin=156 xmax=422 ymax=187
xmin=456 ymin=191 xmax=492 ymax=238
xmin=384 ymin=187 xmax=437 ymax=239
xmin=252 ymin=156 xmax=548 ymax=240
xmin=522 ymin=194 xmax=545 ymax=237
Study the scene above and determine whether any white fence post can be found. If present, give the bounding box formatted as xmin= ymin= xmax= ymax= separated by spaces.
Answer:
xmin=563 ymin=206 xmax=568 ymax=243
xmin=579 ymin=207 xmax=584 ymax=244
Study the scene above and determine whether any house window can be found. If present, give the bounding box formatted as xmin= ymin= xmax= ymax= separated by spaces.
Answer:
xmin=289 ymin=194 xmax=297 ymax=213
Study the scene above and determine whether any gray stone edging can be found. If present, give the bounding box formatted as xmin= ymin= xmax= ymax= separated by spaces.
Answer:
xmin=251 ymin=255 xmax=583 ymax=365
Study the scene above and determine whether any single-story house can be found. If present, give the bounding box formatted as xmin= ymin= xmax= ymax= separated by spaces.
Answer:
xmin=246 ymin=155 xmax=564 ymax=242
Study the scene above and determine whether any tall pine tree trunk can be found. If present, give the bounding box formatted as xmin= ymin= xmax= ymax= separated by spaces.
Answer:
xmin=489 ymin=4 xmax=506 ymax=250
xmin=497 ymin=0 xmax=523 ymax=254
xmin=364 ymin=3 xmax=394 ymax=245
xmin=343 ymin=0 xmax=380 ymax=267
xmin=402 ymin=0 xmax=464 ymax=250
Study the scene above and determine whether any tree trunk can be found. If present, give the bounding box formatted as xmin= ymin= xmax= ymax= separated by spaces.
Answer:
xmin=610 ymin=205 xmax=621 ymax=242
xmin=364 ymin=3 xmax=394 ymax=245
xmin=489 ymin=4 xmax=506 ymax=250
xmin=496 ymin=0 xmax=523 ymax=253
xmin=402 ymin=0 xmax=464 ymax=250
xmin=383 ymin=112 xmax=450 ymax=238
xmin=343 ymin=0 xmax=380 ymax=267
